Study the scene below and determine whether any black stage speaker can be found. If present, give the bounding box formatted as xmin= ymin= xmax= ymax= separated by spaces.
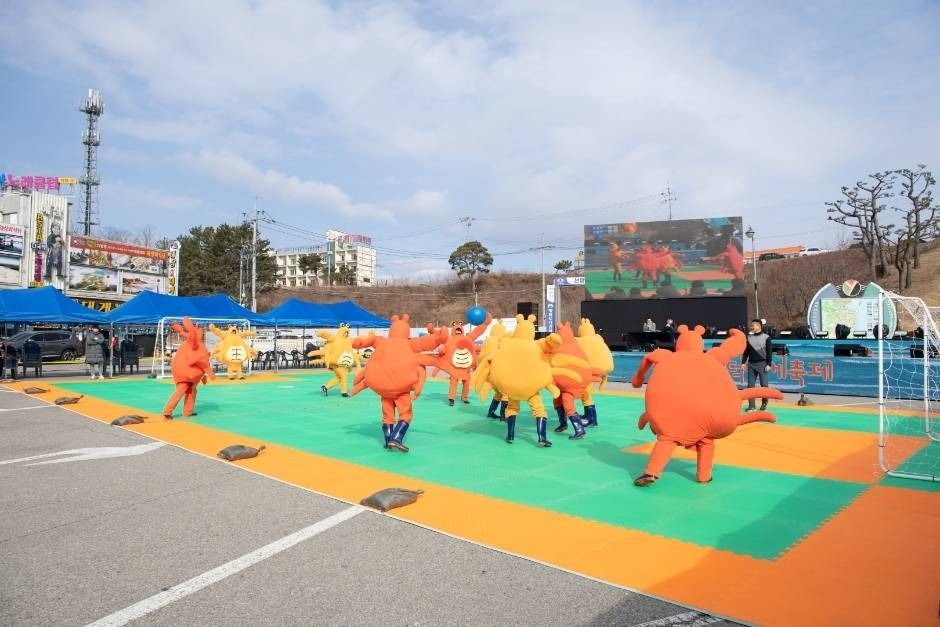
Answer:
xmin=833 ymin=344 xmax=871 ymax=357
xmin=793 ymin=325 xmax=813 ymax=339
xmin=835 ymin=324 xmax=851 ymax=340
xmin=517 ymin=302 xmax=539 ymax=320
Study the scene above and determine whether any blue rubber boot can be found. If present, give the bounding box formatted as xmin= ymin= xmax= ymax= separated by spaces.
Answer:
xmin=505 ymin=415 xmax=516 ymax=444
xmin=382 ymin=424 xmax=393 ymax=449
xmin=584 ymin=405 xmax=598 ymax=428
xmin=569 ymin=414 xmax=586 ymax=440
xmin=553 ymin=404 xmax=568 ymax=433
xmin=536 ymin=417 xmax=552 ymax=447
xmin=387 ymin=421 xmax=410 ymax=452
xmin=487 ymin=398 xmax=500 ymax=419
xmin=498 ymin=401 xmax=508 ymax=420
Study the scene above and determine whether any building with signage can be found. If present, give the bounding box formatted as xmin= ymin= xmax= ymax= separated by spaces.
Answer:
xmin=272 ymin=230 xmax=376 ymax=288
xmin=1 ymin=185 xmax=180 ymax=313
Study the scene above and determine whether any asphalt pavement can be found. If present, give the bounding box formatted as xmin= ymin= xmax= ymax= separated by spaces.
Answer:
xmin=0 ymin=384 xmax=741 ymax=627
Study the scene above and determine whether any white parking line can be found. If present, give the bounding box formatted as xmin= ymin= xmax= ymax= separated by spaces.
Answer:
xmin=0 ymin=405 xmax=53 ymax=412
xmin=85 ymin=505 xmax=365 ymax=627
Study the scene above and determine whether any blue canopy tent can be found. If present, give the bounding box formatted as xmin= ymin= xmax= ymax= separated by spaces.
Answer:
xmin=107 ymin=291 xmax=269 ymax=325
xmin=0 ymin=286 xmax=108 ymax=323
xmin=258 ymin=298 xmax=337 ymax=327
xmin=322 ymin=300 xmax=391 ymax=328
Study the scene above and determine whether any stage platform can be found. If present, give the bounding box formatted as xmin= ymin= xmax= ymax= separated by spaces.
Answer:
xmin=7 ymin=372 xmax=937 ymax=625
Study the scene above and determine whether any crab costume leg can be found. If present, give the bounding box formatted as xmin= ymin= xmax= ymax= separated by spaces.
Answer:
xmin=642 ymin=437 xmax=678 ymax=479
xmin=163 ymin=383 xmax=189 ymax=417
xmin=183 ymin=384 xmax=198 ymax=417
xmin=695 ymin=438 xmax=715 ymax=483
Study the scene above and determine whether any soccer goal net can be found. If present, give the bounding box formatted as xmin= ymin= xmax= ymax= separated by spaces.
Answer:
xmin=152 ymin=318 xmax=253 ymax=379
xmin=878 ymin=291 xmax=939 ymax=482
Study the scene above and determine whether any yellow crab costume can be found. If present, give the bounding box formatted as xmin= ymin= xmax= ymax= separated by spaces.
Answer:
xmin=478 ymin=321 xmax=509 ymax=419
xmin=307 ymin=324 xmax=362 ymax=397
xmin=574 ymin=317 xmax=615 ymax=427
xmin=472 ymin=314 xmax=581 ymax=447
xmin=208 ymin=324 xmax=258 ymax=380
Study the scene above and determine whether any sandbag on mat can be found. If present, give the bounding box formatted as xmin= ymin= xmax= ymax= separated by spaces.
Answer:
xmin=24 ymin=387 xmax=48 ymax=394
xmin=217 ymin=444 xmax=266 ymax=461
xmin=111 ymin=415 xmax=146 ymax=426
xmin=54 ymin=395 xmax=83 ymax=405
xmin=360 ymin=488 xmax=424 ymax=512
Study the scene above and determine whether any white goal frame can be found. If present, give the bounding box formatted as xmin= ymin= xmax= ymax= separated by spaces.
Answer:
xmin=151 ymin=317 xmax=253 ymax=379
xmin=877 ymin=291 xmax=939 ymax=481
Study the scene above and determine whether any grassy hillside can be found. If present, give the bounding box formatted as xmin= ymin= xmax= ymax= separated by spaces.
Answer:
xmin=259 ymin=244 xmax=939 ymax=329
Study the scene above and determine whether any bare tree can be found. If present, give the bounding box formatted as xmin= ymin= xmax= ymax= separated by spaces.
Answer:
xmin=97 ymin=226 xmax=133 ymax=243
xmin=137 ymin=225 xmax=157 ymax=248
xmin=895 ymin=165 xmax=936 ymax=269
xmin=826 ymin=171 xmax=895 ymax=280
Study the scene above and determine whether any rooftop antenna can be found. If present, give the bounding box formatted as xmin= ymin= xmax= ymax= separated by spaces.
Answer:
xmin=79 ymin=89 xmax=104 ymax=236
xmin=661 ymin=182 xmax=676 ymax=221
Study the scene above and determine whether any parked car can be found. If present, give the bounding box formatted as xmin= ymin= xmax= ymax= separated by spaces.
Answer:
xmin=758 ymin=252 xmax=785 ymax=261
xmin=799 ymin=247 xmax=828 ymax=256
xmin=5 ymin=330 xmax=84 ymax=361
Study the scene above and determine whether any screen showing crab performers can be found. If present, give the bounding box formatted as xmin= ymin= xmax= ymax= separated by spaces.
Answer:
xmin=583 ymin=216 xmax=745 ymax=299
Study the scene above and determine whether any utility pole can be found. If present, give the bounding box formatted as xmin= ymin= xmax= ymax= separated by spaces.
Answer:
xmin=661 ymin=182 xmax=676 ymax=221
xmin=540 ymin=233 xmax=546 ymax=332
xmin=251 ymin=198 xmax=259 ymax=312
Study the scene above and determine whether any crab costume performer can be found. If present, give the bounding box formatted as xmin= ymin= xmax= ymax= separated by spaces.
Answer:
xmin=630 ymin=325 xmax=782 ymax=486
xmin=307 ymin=324 xmax=361 ymax=397
xmin=546 ymin=322 xmax=604 ymax=439
xmin=608 ymin=242 xmax=625 ymax=282
xmin=572 ymin=317 xmax=614 ymax=428
xmin=208 ymin=323 xmax=258 ymax=380
xmin=716 ymin=242 xmax=745 ymax=280
xmin=350 ymin=314 xmax=446 ymax=452
xmin=424 ymin=312 xmax=493 ymax=406
xmin=477 ymin=321 xmax=508 ymax=419
xmin=656 ymin=245 xmax=683 ymax=278
xmin=163 ymin=317 xmax=215 ymax=418
xmin=473 ymin=315 xmax=581 ymax=447
xmin=630 ymin=244 xmax=660 ymax=288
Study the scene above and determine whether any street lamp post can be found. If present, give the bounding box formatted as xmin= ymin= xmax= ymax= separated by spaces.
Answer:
xmin=745 ymin=226 xmax=759 ymax=319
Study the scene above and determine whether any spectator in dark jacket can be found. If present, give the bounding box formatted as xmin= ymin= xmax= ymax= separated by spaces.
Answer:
xmin=742 ymin=318 xmax=773 ymax=411
xmin=84 ymin=325 xmax=106 ymax=380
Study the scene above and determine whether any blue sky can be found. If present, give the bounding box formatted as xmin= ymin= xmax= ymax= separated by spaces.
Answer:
xmin=1 ymin=0 xmax=937 ymax=280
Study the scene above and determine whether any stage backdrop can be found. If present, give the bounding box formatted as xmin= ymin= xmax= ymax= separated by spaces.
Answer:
xmin=584 ymin=216 xmax=744 ymax=299
xmin=582 ymin=297 xmax=748 ymax=347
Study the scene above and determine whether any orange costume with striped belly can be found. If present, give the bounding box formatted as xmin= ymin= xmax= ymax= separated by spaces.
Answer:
xmin=423 ymin=312 xmax=492 ymax=405
xmin=163 ymin=317 xmax=215 ymax=418
xmin=350 ymin=314 xmax=446 ymax=452
xmin=630 ymin=325 xmax=782 ymax=486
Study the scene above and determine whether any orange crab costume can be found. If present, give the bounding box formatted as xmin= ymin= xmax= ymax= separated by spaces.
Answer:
xmin=424 ymin=313 xmax=493 ymax=406
xmin=350 ymin=314 xmax=446 ymax=452
xmin=307 ymin=324 xmax=361 ymax=397
xmin=630 ymin=244 xmax=659 ymax=288
xmin=570 ymin=317 xmax=614 ymax=428
xmin=630 ymin=325 xmax=782 ymax=486
xmin=546 ymin=322 xmax=604 ymax=439
xmin=656 ymin=245 xmax=683 ymax=277
xmin=207 ymin=323 xmax=258 ymax=380
xmin=716 ymin=242 xmax=745 ymax=280
xmin=163 ymin=317 xmax=215 ymax=418
xmin=473 ymin=314 xmax=580 ymax=447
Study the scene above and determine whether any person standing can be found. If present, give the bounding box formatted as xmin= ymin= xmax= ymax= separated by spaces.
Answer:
xmin=643 ymin=318 xmax=657 ymax=332
xmin=742 ymin=319 xmax=773 ymax=411
xmin=84 ymin=324 xmax=106 ymax=380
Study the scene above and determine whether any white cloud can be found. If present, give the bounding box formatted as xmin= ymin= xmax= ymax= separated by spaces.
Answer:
xmin=100 ymin=180 xmax=201 ymax=212
xmin=186 ymin=150 xmax=447 ymax=220
xmin=2 ymin=0 xmax=937 ymax=254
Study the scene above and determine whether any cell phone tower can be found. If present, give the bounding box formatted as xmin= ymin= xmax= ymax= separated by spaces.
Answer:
xmin=79 ymin=89 xmax=104 ymax=236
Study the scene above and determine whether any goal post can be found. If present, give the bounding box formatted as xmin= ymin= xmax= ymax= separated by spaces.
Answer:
xmin=152 ymin=317 xmax=254 ymax=379
xmin=877 ymin=291 xmax=939 ymax=482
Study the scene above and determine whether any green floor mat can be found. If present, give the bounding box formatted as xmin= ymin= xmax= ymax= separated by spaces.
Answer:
xmin=59 ymin=376 xmax=868 ymax=559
